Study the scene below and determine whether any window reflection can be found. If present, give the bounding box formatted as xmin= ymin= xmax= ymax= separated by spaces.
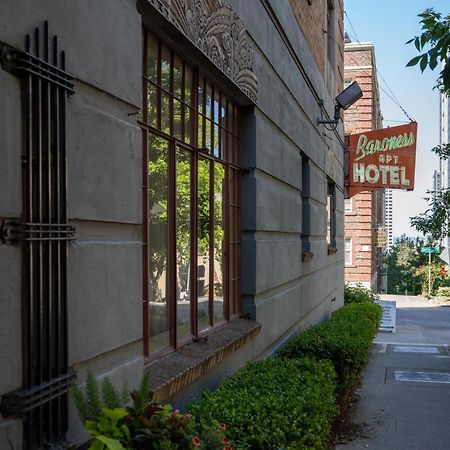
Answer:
xmin=176 ymin=148 xmax=192 ymax=340
xmin=148 ymin=134 xmax=170 ymax=352
xmin=214 ymin=163 xmax=225 ymax=322
xmin=197 ymin=158 xmax=210 ymax=331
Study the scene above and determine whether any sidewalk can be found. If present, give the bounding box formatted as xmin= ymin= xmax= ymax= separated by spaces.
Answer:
xmin=336 ymin=295 xmax=450 ymax=450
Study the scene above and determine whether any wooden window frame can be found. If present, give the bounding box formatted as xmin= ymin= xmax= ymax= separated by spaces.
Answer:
xmin=141 ymin=30 xmax=241 ymax=358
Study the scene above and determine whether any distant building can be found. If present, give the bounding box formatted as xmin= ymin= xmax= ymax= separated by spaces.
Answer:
xmin=385 ymin=189 xmax=393 ymax=250
xmin=344 ymin=42 xmax=385 ymax=292
xmin=439 ymin=91 xmax=450 ymax=249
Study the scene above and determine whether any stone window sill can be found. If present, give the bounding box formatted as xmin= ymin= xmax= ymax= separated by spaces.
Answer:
xmin=146 ymin=319 xmax=261 ymax=402
xmin=302 ymin=251 xmax=314 ymax=262
xmin=328 ymin=245 xmax=338 ymax=255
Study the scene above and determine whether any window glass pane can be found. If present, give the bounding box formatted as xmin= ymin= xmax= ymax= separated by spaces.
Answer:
xmin=161 ymin=92 xmax=170 ymax=134
xmin=173 ymin=99 xmax=182 ymax=140
xmin=185 ymin=106 xmax=192 ymax=145
xmin=148 ymin=134 xmax=170 ymax=352
xmin=197 ymin=158 xmax=211 ymax=331
xmin=213 ymin=123 xmax=219 ymax=157
xmin=205 ymin=119 xmax=212 ymax=153
xmin=206 ymin=83 xmax=212 ymax=120
xmin=147 ymin=34 xmax=158 ymax=82
xmin=214 ymin=163 xmax=226 ymax=322
xmin=220 ymin=128 xmax=227 ymax=161
xmin=327 ymin=194 xmax=332 ymax=244
xmin=345 ymin=239 xmax=352 ymax=264
xmin=198 ymin=80 xmax=204 ymax=114
xmin=173 ymin=55 xmax=182 ymax=99
xmin=213 ymin=90 xmax=220 ymax=124
xmin=176 ymin=148 xmax=192 ymax=340
xmin=161 ymin=45 xmax=171 ymax=92
xmin=185 ymin=65 xmax=194 ymax=107
xmin=344 ymin=198 xmax=352 ymax=211
xmin=146 ymin=82 xmax=157 ymax=128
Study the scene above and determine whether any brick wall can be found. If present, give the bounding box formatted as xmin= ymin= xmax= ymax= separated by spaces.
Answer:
xmin=289 ymin=0 xmax=344 ymax=85
xmin=344 ymin=43 xmax=384 ymax=290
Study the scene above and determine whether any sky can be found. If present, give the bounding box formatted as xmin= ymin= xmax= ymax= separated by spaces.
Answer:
xmin=344 ymin=1 xmax=449 ymax=239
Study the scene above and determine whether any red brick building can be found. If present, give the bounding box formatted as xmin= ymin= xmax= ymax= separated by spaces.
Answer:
xmin=344 ymin=42 xmax=385 ymax=291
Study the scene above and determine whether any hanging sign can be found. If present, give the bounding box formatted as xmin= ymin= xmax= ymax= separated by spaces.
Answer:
xmin=347 ymin=122 xmax=417 ymax=197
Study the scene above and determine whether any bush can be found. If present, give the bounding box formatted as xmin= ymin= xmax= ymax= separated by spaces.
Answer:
xmin=344 ymin=283 xmax=379 ymax=304
xmin=278 ymin=303 xmax=381 ymax=394
xmin=437 ymin=286 xmax=450 ymax=300
xmin=189 ymin=357 xmax=337 ymax=450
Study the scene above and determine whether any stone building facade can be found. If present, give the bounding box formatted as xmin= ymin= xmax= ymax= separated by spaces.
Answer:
xmin=344 ymin=42 xmax=385 ymax=291
xmin=0 ymin=1 xmax=346 ymax=447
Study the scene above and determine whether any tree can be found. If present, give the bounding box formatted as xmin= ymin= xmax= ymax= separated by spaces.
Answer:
xmin=406 ymin=8 xmax=450 ymax=95
xmin=406 ymin=8 xmax=450 ymax=240
xmin=384 ymin=236 xmax=426 ymax=295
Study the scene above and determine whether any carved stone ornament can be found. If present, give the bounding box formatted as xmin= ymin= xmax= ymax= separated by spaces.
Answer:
xmin=149 ymin=0 xmax=257 ymax=102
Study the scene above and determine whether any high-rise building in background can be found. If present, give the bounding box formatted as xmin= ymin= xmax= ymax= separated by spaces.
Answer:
xmin=344 ymin=42 xmax=385 ymax=292
xmin=439 ymin=92 xmax=450 ymax=248
xmin=384 ymin=189 xmax=393 ymax=250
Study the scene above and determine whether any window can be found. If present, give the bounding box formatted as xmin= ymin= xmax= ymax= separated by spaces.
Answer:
xmin=344 ymin=198 xmax=352 ymax=212
xmin=345 ymin=238 xmax=352 ymax=265
xmin=327 ymin=181 xmax=336 ymax=250
xmin=141 ymin=31 xmax=241 ymax=356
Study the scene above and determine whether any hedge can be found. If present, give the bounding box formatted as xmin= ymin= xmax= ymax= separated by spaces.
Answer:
xmin=278 ymin=303 xmax=381 ymax=394
xmin=189 ymin=357 xmax=337 ymax=450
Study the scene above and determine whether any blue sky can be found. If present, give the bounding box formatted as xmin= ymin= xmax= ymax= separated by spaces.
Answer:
xmin=344 ymin=1 xmax=449 ymax=238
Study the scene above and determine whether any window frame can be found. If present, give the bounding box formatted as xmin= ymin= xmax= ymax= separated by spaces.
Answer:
xmin=327 ymin=180 xmax=337 ymax=252
xmin=141 ymin=30 xmax=242 ymax=358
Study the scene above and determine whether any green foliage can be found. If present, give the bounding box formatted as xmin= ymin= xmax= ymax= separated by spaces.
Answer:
xmin=85 ymin=408 xmax=131 ymax=450
xmin=406 ymin=8 xmax=450 ymax=95
xmin=344 ymin=283 xmax=378 ymax=304
xmin=384 ymin=236 xmax=427 ymax=295
xmin=189 ymin=357 xmax=337 ymax=450
xmin=437 ymin=286 xmax=450 ymax=300
xmin=72 ymin=372 xmax=228 ymax=450
xmin=71 ymin=370 xmax=120 ymax=422
xmin=278 ymin=303 xmax=381 ymax=394
xmin=415 ymin=263 xmax=450 ymax=297
xmin=411 ymin=189 xmax=450 ymax=240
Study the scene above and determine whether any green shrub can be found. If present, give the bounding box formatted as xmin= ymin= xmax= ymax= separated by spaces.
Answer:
xmin=278 ymin=303 xmax=381 ymax=394
xmin=344 ymin=283 xmax=379 ymax=304
xmin=437 ymin=286 xmax=450 ymax=300
xmin=189 ymin=357 xmax=337 ymax=450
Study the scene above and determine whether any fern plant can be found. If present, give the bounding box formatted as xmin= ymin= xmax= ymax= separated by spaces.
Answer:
xmin=71 ymin=370 xmax=129 ymax=422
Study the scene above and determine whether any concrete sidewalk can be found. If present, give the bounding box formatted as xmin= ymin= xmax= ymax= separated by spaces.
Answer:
xmin=336 ymin=295 xmax=450 ymax=450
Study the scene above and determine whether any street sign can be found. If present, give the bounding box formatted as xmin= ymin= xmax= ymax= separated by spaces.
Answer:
xmin=420 ymin=247 xmax=440 ymax=254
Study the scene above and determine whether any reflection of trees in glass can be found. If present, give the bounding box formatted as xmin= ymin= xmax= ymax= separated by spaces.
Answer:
xmin=148 ymin=136 xmax=169 ymax=304
xmin=148 ymin=145 xmax=226 ymax=299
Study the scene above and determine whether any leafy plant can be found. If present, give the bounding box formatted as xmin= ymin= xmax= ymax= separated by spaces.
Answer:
xmin=278 ymin=303 xmax=381 ymax=395
xmin=72 ymin=372 xmax=229 ymax=450
xmin=437 ymin=286 xmax=450 ymax=300
xmin=406 ymin=8 xmax=450 ymax=95
xmin=71 ymin=370 xmax=126 ymax=422
xmin=344 ymin=283 xmax=378 ymax=304
xmin=190 ymin=357 xmax=337 ymax=450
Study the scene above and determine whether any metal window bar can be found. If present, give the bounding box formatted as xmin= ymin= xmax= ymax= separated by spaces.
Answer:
xmin=0 ymin=22 xmax=75 ymax=449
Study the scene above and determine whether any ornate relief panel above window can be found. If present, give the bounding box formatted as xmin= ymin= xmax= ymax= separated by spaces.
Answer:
xmin=148 ymin=0 xmax=257 ymax=102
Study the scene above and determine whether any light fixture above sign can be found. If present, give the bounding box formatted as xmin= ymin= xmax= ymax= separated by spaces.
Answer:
xmin=318 ymin=81 xmax=363 ymax=126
